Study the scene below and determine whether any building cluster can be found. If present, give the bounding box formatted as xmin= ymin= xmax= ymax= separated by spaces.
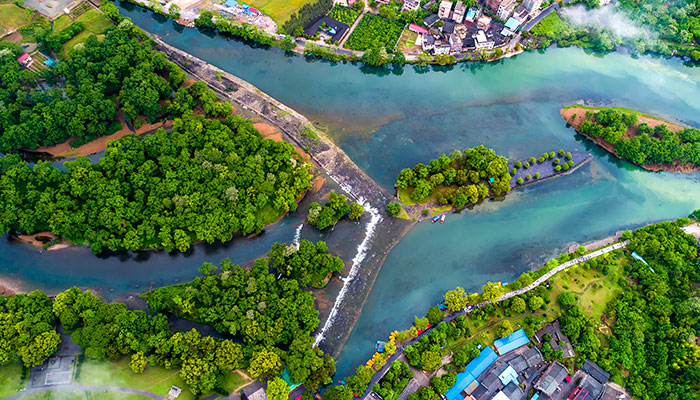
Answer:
xmin=443 ymin=325 xmax=632 ymax=400
xmin=415 ymin=0 xmax=545 ymax=56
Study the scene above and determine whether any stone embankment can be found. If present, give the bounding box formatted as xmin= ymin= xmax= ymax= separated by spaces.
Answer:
xmin=153 ymin=38 xmax=415 ymax=356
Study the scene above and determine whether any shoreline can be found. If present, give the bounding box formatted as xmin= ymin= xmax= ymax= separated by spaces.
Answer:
xmin=561 ymin=105 xmax=700 ymax=173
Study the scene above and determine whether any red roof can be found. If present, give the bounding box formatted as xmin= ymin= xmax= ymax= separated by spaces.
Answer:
xmin=409 ymin=23 xmax=429 ymax=34
xmin=17 ymin=53 xmax=30 ymax=63
xmin=249 ymin=7 xmax=258 ymax=13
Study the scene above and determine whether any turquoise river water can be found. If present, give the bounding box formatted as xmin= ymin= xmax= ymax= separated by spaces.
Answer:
xmin=5 ymin=2 xmax=700 ymax=380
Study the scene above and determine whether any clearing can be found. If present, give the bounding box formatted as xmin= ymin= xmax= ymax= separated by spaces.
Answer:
xmin=60 ymin=9 xmax=114 ymax=55
xmin=244 ymin=0 xmax=317 ymax=26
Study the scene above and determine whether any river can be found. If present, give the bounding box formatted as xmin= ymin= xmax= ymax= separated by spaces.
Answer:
xmin=5 ymin=2 xmax=700 ymax=379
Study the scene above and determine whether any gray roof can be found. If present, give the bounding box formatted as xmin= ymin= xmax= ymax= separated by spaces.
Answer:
xmin=242 ymin=382 xmax=267 ymax=400
xmin=600 ymin=383 xmax=632 ymax=400
xmin=535 ymin=362 xmax=568 ymax=396
xmin=442 ymin=20 xmax=456 ymax=33
xmin=508 ymin=355 xmax=528 ymax=373
xmin=523 ymin=346 xmax=544 ymax=368
xmin=479 ymin=369 xmax=502 ymax=392
xmin=580 ymin=374 xmax=605 ymax=399
xmin=502 ymin=382 xmax=525 ymax=400
xmin=424 ymin=14 xmax=440 ymax=26
xmin=582 ymin=359 xmax=610 ymax=384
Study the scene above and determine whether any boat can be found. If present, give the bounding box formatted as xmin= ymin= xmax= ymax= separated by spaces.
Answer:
xmin=431 ymin=215 xmax=440 ymax=223
xmin=440 ymin=215 xmax=445 ymax=224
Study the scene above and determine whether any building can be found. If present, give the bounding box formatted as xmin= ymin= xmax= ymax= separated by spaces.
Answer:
xmin=434 ymin=43 xmax=451 ymax=55
xmin=303 ymin=16 xmax=349 ymax=42
xmin=449 ymin=33 xmax=462 ymax=54
xmin=422 ymin=33 xmax=435 ymax=51
xmin=464 ymin=7 xmax=478 ymax=22
xmin=451 ymin=1 xmax=467 ymax=23
xmin=167 ymin=386 xmax=182 ymax=399
xmin=494 ymin=329 xmax=530 ymax=356
xmin=445 ymin=346 xmax=498 ymax=400
xmin=442 ymin=20 xmax=456 ymax=34
xmin=582 ymin=359 xmax=611 ymax=384
xmin=534 ymin=362 xmax=568 ymax=397
xmin=600 ymin=383 xmax=632 ymax=400
xmin=375 ymin=0 xmax=391 ymax=4
xmin=473 ymin=30 xmax=494 ymax=50
xmin=16 ymin=53 xmax=32 ymax=68
xmin=424 ymin=13 xmax=440 ymax=26
xmin=492 ymin=382 xmax=526 ymax=400
xmin=401 ymin=0 xmax=421 ymax=12
xmin=438 ymin=0 xmax=453 ymax=19
xmin=496 ymin=0 xmax=516 ymax=20
xmin=536 ymin=321 xmax=575 ymax=359
xmin=485 ymin=0 xmax=502 ymax=12
xmin=477 ymin=15 xmax=492 ymax=30
xmin=409 ymin=23 xmax=430 ymax=35
xmin=523 ymin=0 xmax=543 ymax=15
xmin=462 ymin=36 xmax=476 ymax=50
xmin=242 ymin=382 xmax=267 ymax=400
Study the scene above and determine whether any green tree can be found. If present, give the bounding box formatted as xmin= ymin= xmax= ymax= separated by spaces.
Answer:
xmin=349 ymin=202 xmax=365 ymax=219
xmin=249 ymin=348 xmax=283 ymax=379
xmin=496 ymin=320 xmax=513 ymax=338
xmin=386 ymin=202 xmax=402 ymax=216
xmin=528 ymin=295 xmax=544 ymax=311
xmin=267 ymin=377 xmax=290 ymax=400
xmin=444 ymin=287 xmax=469 ymax=313
xmin=558 ymin=292 xmax=577 ymax=308
xmin=426 ymin=306 xmax=444 ymax=325
xmin=481 ymin=282 xmax=503 ymax=302
xmin=509 ymin=297 xmax=526 ymax=314
xmin=130 ymin=352 xmax=147 ymax=374
xmin=420 ymin=350 xmax=442 ymax=371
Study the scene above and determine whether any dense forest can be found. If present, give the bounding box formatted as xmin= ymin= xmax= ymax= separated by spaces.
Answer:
xmin=307 ymin=192 xmax=364 ymax=230
xmin=268 ymin=239 xmax=345 ymax=287
xmin=0 ymin=113 xmax=311 ymax=253
xmin=0 ymin=25 xmax=187 ymax=152
xmin=394 ymin=146 xmax=511 ymax=208
xmin=558 ymin=221 xmax=700 ymax=399
xmin=1 ymin=242 xmax=339 ymax=396
xmin=574 ymin=108 xmax=700 ymax=168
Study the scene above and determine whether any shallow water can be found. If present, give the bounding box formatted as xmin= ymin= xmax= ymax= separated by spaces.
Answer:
xmin=5 ymin=2 xmax=700 ymax=377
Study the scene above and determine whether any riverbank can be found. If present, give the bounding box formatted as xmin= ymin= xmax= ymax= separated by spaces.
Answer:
xmin=152 ymin=37 xmax=418 ymax=356
xmin=561 ymin=105 xmax=700 ymax=173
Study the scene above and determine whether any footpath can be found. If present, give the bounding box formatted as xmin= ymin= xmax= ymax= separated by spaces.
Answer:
xmin=360 ymin=239 xmax=630 ymax=400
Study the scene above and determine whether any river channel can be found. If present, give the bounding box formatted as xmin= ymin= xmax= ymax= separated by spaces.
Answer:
xmin=4 ymin=2 xmax=700 ymax=379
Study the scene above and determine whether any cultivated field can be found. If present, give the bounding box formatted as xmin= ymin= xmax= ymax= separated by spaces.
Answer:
xmin=245 ymin=0 xmax=316 ymax=25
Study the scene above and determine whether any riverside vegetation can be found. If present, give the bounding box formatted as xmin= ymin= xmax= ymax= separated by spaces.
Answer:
xmin=0 ymin=25 xmax=313 ymax=253
xmin=322 ymin=218 xmax=700 ymax=400
xmin=0 ymin=241 xmax=343 ymax=396
xmin=564 ymin=106 xmax=700 ymax=170
xmin=307 ymin=192 xmax=365 ymax=230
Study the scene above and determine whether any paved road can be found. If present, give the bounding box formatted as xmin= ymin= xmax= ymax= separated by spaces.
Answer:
xmin=5 ymin=384 xmax=168 ymax=400
xmin=359 ymin=240 xmax=630 ymax=400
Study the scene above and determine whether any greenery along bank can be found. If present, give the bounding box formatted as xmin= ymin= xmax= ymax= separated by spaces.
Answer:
xmin=0 ymin=240 xmax=342 ymax=397
xmin=323 ymin=218 xmax=700 ymax=400
xmin=0 ymin=26 xmax=312 ymax=254
xmin=562 ymin=105 xmax=700 ymax=171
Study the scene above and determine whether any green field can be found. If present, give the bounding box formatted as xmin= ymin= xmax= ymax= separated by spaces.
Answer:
xmin=0 ymin=363 xmax=26 ymax=398
xmin=0 ymin=4 xmax=37 ymax=34
xmin=530 ymin=12 xmax=571 ymax=40
xmin=22 ymin=392 xmax=151 ymax=400
xmin=60 ymin=9 xmax=113 ymax=55
xmin=245 ymin=0 xmax=317 ymax=25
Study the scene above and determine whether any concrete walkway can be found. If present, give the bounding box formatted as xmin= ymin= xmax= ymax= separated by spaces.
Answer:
xmin=5 ymin=384 xmax=168 ymax=400
xmin=360 ymin=239 xmax=630 ymax=400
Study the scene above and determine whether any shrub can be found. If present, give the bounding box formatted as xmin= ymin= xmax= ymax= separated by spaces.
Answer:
xmin=517 ymin=178 xmax=524 ymax=184
xmin=553 ymin=158 xmax=560 ymax=165
xmin=529 ymin=157 xmax=536 ymax=164
xmin=515 ymin=161 xmax=522 ymax=168
xmin=538 ymin=157 xmax=544 ymax=163
xmin=565 ymin=152 xmax=572 ymax=160
xmin=526 ymin=174 xmax=531 ymax=180
xmin=534 ymin=173 xmax=540 ymax=179
xmin=421 ymin=209 xmax=429 ymax=215
xmin=555 ymin=165 xmax=562 ymax=172
xmin=561 ymin=163 xmax=570 ymax=170
xmin=511 ymin=168 xmax=517 ymax=175
xmin=387 ymin=202 xmax=402 ymax=217
xmin=549 ymin=151 xmax=555 ymax=158
xmin=524 ymin=162 xmax=530 ymax=168
xmin=568 ymin=160 xmax=574 ymax=167
xmin=542 ymin=152 xmax=549 ymax=159
xmin=559 ymin=149 xmax=565 ymax=156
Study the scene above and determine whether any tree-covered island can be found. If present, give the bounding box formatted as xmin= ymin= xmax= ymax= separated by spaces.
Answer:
xmin=562 ymin=105 xmax=700 ymax=172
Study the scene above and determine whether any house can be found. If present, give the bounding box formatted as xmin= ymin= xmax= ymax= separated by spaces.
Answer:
xmin=438 ymin=0 xmax=453 ymax=19
xmin=247 ymin=6 xmax=259 ymax=15
xmin=485 ymin=0 xmax=503 ymax=12
xmin=422 ymin=33 xmax=435 ymax=51
xmin=375 ymin=0 xmax=391 ymax=4
xmin=477 ymin=15 xmax=491 ymax=30
xmin=600 ymin=383 xmax=632 ymax=400
xmin=535 ymin=321 xmax=575 ymax=359
xmin=464 ymin=7 xmax=478 ymax=22
xmin=242 ymin=382 xmax=267 ymax=400
xmin=445 ymin=346 xmax=498 ymax=400
xmin=303 ymin=16 xmax=349 ymax=42
xmin=582 ymin=359 xmax=611 ymax=384
xmin=473 ymin=30 xmax=494 ymax=50
xmin=492 ymin=382 xmax=526 ymax=400
xmin=402 ymin=0 xmax=421 ymax=12
xmin=409 ymin=23 xmax=430 ymax=35
xmin=462 ymin=36 xmax=476 ymax=50
xmin=167 ymin=386 xmax=182 ymax=399
xmin=16 ymin=53 xmax=32 ymax=68
xmin=434 ymin=43 xmax=451 ymax=55
xmin=534 ymin=362 xmax=569 ymax=397
xmin=496 ymin=0 xmax=516 ymax=20
xmin=523 ymin=0 xmax=543 ymax=15
xmin=451 ymin=1 xmax=467 ymax=23
xmin=424 ymin=13 xmax=440 ymax=26
xmin=494 ymin=329 xmax=530 ymax=356
xmin=442 ymin=20 xmax=456 ymax=34
xmin=514 ymin=5 xmax=530 ymax=20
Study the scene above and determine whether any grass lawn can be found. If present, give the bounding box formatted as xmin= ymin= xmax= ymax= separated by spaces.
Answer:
xmin=221 ymin=370 xmax=252 ymax=394
xmin=53 ymin=14 xmax=73 ymax=32
xmin=22 ymin=392 xmax=151 ymax=400
xmin=530 ymin=12 xmax=571 ymax=40
xmin=76 ymin=357 xmax=196 ymax=400
xmin=0 ymin=363 xmax=26 ymax=398
xmin=60 ymin=9 xmax=112 ymax=55
xmin=0 ymin=4 xmax=34 ymax=34
xmin=245 ymin=0 xmax=317 ymax=26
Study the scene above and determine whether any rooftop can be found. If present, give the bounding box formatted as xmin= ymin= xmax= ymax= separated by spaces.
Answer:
xmin=494 ymin=329 xmax=530 ymax=355
xmin=303 ymin=16 xmax=349 ymax=42
xmin=535 ymin=362 xmax=568 ymax=396
xmin=582 ymin=359 xmax=610 ymax=384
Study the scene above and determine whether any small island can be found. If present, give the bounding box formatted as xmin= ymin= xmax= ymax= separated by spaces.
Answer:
xmin=562 ymin=105 xmax=700 ymax=172
xmin=392 ymin=145 xmax=590 ymax=218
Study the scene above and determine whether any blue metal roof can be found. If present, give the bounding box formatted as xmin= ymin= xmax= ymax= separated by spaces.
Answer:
xmin=445 ymin=346 xmax=498 ymax=400
xmin=504 ymin=17 xmax=520 ymax=31
xmin=494 ymin=329 xmax=529 ymax=355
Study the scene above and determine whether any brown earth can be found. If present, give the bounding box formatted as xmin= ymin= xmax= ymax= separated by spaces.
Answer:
xmin=561 ymin=106 xmax=700 ymax=173
xmin=254 ymin=122 xmax=310 ymax=161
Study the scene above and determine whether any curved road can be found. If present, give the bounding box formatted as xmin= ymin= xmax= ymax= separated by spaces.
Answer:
xmin=4 ymin=385 xmax=168 ymax=400
xmin=360 ymin=240 xmax=630 ymax=399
